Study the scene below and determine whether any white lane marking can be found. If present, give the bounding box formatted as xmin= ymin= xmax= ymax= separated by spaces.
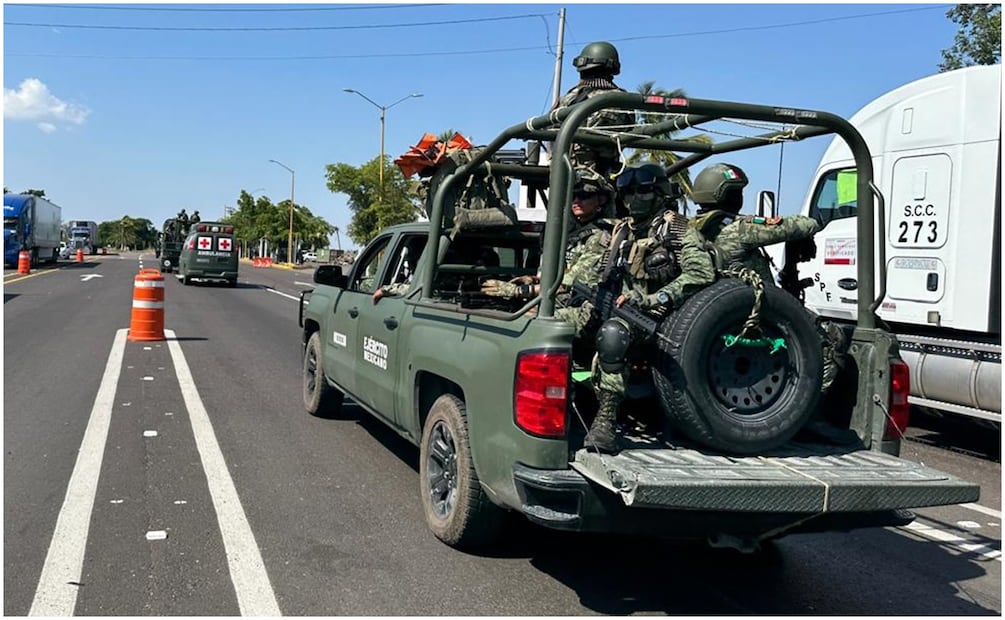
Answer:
xmin=145 ymin=530 xmax=168 ymax=541
xmin=264 ymin=287 xmax=299 ymax=302
xmin=960 ymin=503 xmax=1003 ymax=520
xmin=293 ymin=281 xmax=313 ymax=287
xmin=903 ymin=521 xmax=1002 ymax=562
xmin=143 ymin=430 xmax=158 ymax=438
xmin=30 ymin=329 xmax=128 ymax=616
xmin=165 ymin=329 xmax=281 ymax=616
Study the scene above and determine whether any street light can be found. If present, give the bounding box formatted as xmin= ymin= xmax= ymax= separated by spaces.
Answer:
xmin=268 ymin=159 xmax=295 ymax=265
xmin=342 ymin=89 xmax=423 ymax=198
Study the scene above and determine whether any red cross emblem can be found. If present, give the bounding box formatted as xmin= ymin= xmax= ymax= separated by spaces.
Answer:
xmin=198 ymin=236 xmax=212 ymax=249
xmin=218 ymin=238 xmax=232 ymax=252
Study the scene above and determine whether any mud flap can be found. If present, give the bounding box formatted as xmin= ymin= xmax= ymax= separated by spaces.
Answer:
xmin=571 ymin=443 xmax=979 ymax=513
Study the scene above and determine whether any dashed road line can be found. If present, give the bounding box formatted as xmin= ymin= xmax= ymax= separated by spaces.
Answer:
xmin=30 ymin=329 xmax=128 ymax=616
xmin=264 ymin=286 xmax=299 ymax=302
xmin=960 ymin=503 xmax=1002 ymax=520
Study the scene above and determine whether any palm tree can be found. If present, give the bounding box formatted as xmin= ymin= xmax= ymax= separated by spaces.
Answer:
xmin=333 ymin=225 xmax=342 ymax=251
xmin=626 ymin=81 xmax=712 ymax=197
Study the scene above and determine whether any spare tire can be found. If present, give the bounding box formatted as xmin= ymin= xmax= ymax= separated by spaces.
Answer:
xmin=652 ymin=278 xmax=823 ymax=454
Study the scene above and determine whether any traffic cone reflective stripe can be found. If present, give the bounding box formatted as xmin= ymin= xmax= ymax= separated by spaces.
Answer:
xmin=17 ymin=250 xmax=30 ymax=274
xmin=128 ymin=268 xmax=165 ymax=342
xmin=76 ymin=248 xmax=84 ymax=263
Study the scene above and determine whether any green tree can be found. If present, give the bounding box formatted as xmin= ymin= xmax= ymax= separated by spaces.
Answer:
xmin=325 ymin=156 xmax=420 ymax=245
xmin=625 ymin=81 xmax=711 ymax=197
xmin=940 ymin=4 xmax=1001 ymax=71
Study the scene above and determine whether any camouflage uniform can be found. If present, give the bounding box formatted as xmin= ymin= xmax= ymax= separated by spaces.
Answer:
xmin=554 ymin=218 xmax=615 ymax=334
xmin=554 ymin=80 xmax=635 ymax=176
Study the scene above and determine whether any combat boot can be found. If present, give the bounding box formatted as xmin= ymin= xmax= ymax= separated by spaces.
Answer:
xmin=584 ymin=391 xmax=620 ymax=454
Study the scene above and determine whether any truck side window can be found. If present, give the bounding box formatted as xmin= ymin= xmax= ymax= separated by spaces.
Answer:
xmin=352 ymin=236 xmax=392 ymax=294
xmin=809 ymin=168 xmax=858 ymax=228
xmin=382 ymin=234 xmax=428 ymax=287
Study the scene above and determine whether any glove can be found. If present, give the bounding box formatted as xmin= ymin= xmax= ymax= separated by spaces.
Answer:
xmin=481 ymin=279 xmax=535 ymax=298
xmin=509 ymin=275 xmax=536 ymax=286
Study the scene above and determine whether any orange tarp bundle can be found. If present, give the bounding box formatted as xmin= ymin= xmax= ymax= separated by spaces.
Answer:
xmin=394 ymin=132 xmax=474 ymax=178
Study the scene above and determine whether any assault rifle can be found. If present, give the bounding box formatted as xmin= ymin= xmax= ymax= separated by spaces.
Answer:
xmin=569 ymin=280 xmax=661 ymax=338
xmin=777 ymin=237 xmax=816 ymax=303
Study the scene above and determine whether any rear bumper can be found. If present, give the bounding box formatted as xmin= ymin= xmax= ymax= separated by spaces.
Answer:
xmin=184 ymin=269 xmax=238 ymax=279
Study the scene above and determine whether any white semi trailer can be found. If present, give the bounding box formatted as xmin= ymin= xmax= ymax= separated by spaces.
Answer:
xmin=770 ymin=65 xmax=1001 ymax=424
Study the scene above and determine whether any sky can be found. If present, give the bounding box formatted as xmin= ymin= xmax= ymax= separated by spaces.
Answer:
xmin=2 ymin=1 xmax=966 ymax=249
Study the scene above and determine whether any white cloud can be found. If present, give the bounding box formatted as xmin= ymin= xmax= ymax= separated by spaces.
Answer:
xmin=4 ymin=78 xmax=90 ymax=131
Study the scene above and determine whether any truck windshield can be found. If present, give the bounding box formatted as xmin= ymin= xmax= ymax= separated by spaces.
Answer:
xmin=809 ymin=168 xmax=858 ymax=227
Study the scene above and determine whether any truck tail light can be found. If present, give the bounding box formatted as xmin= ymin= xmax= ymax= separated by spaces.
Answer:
xmin=886 ymin=359 xmax=911 ymax=440
xmin=514 ymin=351 xmax=569 ymax=438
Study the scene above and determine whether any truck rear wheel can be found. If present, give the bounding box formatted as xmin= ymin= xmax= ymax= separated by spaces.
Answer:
xmin=303 ymin=331 xmax=344 ymax=418
xmin=653 ymin=278 xmax=823 ymax=454
xmin=419 ymin=394 xmax=504 ymax=548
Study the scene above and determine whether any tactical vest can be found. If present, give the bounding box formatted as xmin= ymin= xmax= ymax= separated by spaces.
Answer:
xmin=605 ymin=210 xmax=688 ymax=289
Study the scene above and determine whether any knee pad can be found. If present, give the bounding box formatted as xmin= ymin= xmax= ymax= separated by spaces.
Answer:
xmin=595 ymin=319 xmax=631 ymax=373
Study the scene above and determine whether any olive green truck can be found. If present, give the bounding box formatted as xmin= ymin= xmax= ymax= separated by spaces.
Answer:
xmin=299 ymin=93 xmax=978 ymax=551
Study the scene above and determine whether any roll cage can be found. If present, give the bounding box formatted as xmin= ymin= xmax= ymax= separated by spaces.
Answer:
xmin=417 ymin=92 xmax=885 ymax=331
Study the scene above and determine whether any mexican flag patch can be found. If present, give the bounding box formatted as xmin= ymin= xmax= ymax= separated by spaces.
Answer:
xmin=723 ymin=168 xmax=740 ymax=180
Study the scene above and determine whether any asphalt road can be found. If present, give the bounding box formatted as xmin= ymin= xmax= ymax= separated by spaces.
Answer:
xmin=4 ymin=252 xmax=1001 ymax=615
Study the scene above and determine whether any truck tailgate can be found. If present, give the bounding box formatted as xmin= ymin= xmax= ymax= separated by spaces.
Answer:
xmin=571 ymin=442 xmax=979 ymax=512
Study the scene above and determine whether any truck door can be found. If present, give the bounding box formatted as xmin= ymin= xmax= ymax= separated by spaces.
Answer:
xmin=354 ymin=233 xmax=427 ymax=428
xmin=326 ymin=233 xmax=393 ymax=407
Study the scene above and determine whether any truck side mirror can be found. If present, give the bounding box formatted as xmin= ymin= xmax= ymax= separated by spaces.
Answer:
xmin=756 ymin=190 xmax=777 ymax=219
xmin=314 ymin=264 xmax=347 ymax=288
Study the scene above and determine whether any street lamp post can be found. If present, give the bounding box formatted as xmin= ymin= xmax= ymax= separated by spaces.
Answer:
xmin=268 ymin=159 xmax=295 ymax=264
xmin=342 ymin=89 xmax=423 ymax=198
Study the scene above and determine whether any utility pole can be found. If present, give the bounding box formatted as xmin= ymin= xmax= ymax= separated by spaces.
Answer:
xmin=550 ymin=7 xmax=567 ymax=111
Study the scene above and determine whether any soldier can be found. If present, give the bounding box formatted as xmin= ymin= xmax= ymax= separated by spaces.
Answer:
xmin=582 ymin=164 xmax=716 ymax=453
xmin=190 ymin=210 xmax=201 ymax=226
xmin=480 ymin=167 xmax=617 ymax=350
xmin=552 ymin=41 xmax=636 ymax=177
xmin=177 ymin=209 xmax=189 ymax=235
xmin=687 ymin=162 xmax=844 ymax=392
xmin=688 ymin=162 xmax=818 ymax=283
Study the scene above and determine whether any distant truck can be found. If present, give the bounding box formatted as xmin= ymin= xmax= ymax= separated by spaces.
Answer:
xmin=768 ymin=65 xmax=1001 ymax=425
xmin=3 ymin=193 xmax=62 ymax=267
xmin=156 ymin=217 xmax=185 ymax=272
xmin=67 ymin=220 xmax=100 ymax=255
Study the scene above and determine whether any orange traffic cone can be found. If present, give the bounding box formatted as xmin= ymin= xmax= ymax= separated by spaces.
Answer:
xmin=76 ymin=248 xmax=84 ymax=263
xmin=128 ymin=268 xmax=165 ymax=342
xmin=17 ymin=250 xmax=30 ymax=274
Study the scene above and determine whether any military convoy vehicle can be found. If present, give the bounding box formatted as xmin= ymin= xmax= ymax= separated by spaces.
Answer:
xmin=156 ymin=217 xmax=185 ymax=273
xmin=298 ymin=92 xmax=978 ymax=551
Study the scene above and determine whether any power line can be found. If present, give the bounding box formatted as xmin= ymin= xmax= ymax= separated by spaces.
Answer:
xmin=5 ymin=13 xmax=550 ymax=32
xmin=603 ymin=5 xmax=950 ymax=44
xmin=6 ymin=45 xmax=550 ymax=61
xmin=5 ymin=5 xmax=951 ymax=61
xmin=14 ymin=3 xmax=446 ymax=12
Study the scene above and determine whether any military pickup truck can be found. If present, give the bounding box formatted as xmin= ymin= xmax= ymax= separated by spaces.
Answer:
xmin=299 ymin=93 xmax=978 ymax=551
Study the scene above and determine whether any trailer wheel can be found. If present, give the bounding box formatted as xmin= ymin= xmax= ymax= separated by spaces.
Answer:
xmin=653 ymin=278 xmax=823 ymax=454
xmin=419 ymin=395 xmax=504 ymax=548
xmin=303 ymin=331 xmax=344 ymax=418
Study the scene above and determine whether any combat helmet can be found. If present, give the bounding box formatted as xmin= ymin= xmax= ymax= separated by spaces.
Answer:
xmin=572 ymin=41 xmax=621 ymax=76
xmin=573 ymin=166 xmax=615 ymax=215
xmin=691 ymin=163 xmax=748 ymax=212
